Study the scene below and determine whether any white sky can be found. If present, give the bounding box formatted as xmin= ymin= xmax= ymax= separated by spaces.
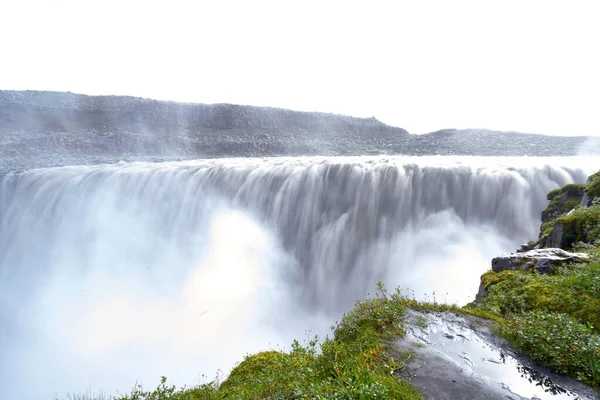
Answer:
xmin=0 ymin=0 xmax=599 ymax=136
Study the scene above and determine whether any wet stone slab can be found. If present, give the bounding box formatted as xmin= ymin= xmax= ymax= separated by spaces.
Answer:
xmin=394 ymin=310 xmax=598 ymax=400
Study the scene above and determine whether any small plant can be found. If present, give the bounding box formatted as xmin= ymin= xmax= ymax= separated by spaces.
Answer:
xmin=113 ymin=376 xmax=218 ymax=400
xmin=413 ymin=315 xmax=430 ymax=328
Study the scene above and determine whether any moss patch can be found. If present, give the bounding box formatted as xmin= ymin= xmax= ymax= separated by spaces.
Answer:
xmin=480 ymin=269 xmax=502 ymax=290
xmin=547 ymin=183 xmax=586 ymax=201
xmin=539 ymin=220 xmax=556 ymax=241
xmin=474 ymin=256 xmax=600 ymax=332
xmin=586 ymin=171 xmax=600 ymax=198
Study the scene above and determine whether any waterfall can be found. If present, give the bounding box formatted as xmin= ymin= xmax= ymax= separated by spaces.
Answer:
xmin=0 ymin=155 xmax=596 ymax=399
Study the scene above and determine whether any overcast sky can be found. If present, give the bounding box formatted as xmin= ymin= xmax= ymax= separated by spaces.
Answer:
xmin=1 ymin=0 xmax=599 ymax=136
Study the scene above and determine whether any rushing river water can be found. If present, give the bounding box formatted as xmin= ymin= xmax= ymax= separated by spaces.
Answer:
xmin=0 ymin=155 xmax=598 ymax=399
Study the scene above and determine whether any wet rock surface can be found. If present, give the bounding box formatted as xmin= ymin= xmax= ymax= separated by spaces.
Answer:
xmin=1 ymin=90 xmax=597 ymax=171
xmin=396 ymin=310 xmax=598 ymax=400
xmin=491 ymin=249 xmax=589 ymax=274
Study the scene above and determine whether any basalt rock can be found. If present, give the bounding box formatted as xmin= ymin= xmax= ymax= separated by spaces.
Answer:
xmin=543 ymin=223 xmax=565 ymax=248
xmin=491 ymin=248 xmax=589 ymax=274
xmin=475 ymin=248 xmax=590 ymax=302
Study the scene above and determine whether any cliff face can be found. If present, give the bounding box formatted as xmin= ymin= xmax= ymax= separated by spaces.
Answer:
xmin=0 ymin=90 xmax=595 ymax=170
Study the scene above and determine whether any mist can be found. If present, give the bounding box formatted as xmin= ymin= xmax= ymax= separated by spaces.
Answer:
xmin=1 ymin=187 xmax=314 ymax=399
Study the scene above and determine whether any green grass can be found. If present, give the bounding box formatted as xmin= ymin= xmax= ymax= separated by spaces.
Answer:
xmin=474 ymin=248 xmax=600 ymax=331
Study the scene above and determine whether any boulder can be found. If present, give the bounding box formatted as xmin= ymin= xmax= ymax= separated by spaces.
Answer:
xmin=491 ymin=248 xmax=589 ymax=274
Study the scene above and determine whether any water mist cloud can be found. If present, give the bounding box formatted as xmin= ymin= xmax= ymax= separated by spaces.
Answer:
xmin=1 ymin=203 xmax=300 ymax=400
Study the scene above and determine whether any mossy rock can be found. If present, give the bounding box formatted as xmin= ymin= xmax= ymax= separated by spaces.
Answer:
xmin=541 ymin=184 xmax=585 ymax=224
xmin=547 ymin=183 xmax=587 ymax=201
xmin=586 ymin=171 xmax=600 ymax=198
xmin=555 ymin=206 xmax=600 ymax=248
xmin=539 ymin=220 xmax=555 ymax=241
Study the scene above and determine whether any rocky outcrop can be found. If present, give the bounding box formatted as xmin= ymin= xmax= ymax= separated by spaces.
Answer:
xmin=476 ymin=249 xmax=589 ymax=302
xmin=543 ymin=223 xmax=565 ymax=248
xmin=540 ymin=184 xmax=586 ymax=224
xmin=477 ymin=172 xmax=599 ymax=305
xmin=491 ymin=249 xmax=589 ymax=274
xmin=535 ymin=179 xmax=600 ymax=249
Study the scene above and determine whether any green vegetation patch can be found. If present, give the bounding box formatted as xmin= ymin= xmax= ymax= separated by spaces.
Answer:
xmin=547 ymin=183 xmax=586 ymax=201
xmin=480 ymin=270 xmax=503 ymax=290
xmin=500 ymin=311 xmax=600 ymax=388
xmin=474 ymin=253 xmax=600 ymax=332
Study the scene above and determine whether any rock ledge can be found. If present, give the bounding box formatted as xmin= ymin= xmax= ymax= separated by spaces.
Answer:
xmin=491 ymin=248 xmax=589 ymax=274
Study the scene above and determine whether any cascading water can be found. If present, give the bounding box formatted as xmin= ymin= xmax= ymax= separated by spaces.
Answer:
xmin=0 ymin=155 xmax=597 ymax=399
